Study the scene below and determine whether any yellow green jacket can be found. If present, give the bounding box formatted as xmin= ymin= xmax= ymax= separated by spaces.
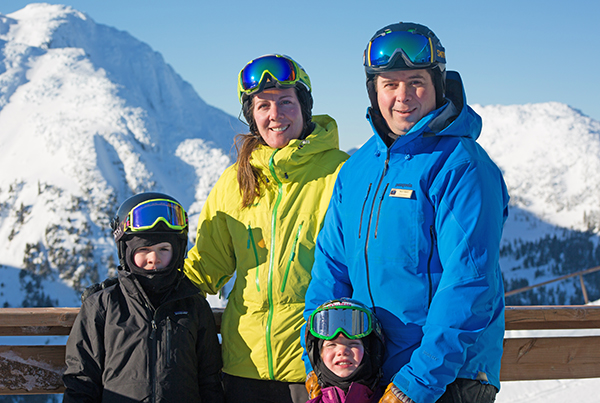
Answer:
xmin=184 ymin=115 xmax=348 ymax=383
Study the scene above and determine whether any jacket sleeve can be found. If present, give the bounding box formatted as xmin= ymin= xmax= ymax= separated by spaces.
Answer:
xmin=184 ymin=170 xmax=236 ymax=295
xmin=302 ymin=174 xmax=354 ymax=373
xmin=62 ymin=297 xmax=106 ymax=403
xmin=196 ymin=296 xmax=225 ymax=403
xmin=394 ymin=159 xmax=509 ymax=403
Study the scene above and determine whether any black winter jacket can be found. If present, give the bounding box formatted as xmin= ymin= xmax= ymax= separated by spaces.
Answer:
xmin=63 ymin=268 xmax=224 ymax=403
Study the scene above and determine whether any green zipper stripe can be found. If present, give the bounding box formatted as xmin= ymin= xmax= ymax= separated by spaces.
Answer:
xmin=247 ymin=224 xmax=261 ymax=292
xmin=281 ymin=223 xmax=302 ymax=293
xmin=265 ymin=149 xmax=282 ymax=380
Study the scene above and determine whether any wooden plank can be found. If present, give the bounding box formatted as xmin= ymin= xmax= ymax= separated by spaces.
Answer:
xmin=505 ymin=305 xmax=600 ymax=330
xmin=501 ymin=336 xmax=600 ymax=381
xmin=0 ymin=345 xmax=66 ymax=394
xmin=0 ymin=307 xmax=225 ymax=335
xmin=0 ymin=308 xmax=79 ymax=336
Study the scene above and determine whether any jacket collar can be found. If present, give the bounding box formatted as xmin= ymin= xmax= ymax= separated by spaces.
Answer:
xmin=117 ymin=266 xmax=198 ymax=307
xmin=250 ymin=114 xmax=341 ymax=182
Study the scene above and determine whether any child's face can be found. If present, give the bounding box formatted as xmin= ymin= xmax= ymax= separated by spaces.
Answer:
xmin=320 ymin=334 xmax=364 ymax=378
xmin=133 ymin=242 xmax=173 ymax=270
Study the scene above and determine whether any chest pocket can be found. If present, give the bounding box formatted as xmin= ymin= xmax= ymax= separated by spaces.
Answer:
xmin=370 ymin=184 xmax=419 ymax=268
xmin=163 ymin=313 xmax=196 ymax=368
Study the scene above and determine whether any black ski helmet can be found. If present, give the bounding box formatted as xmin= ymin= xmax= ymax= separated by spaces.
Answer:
xmin=364 ymin=22 xmax=447 ymax=110
xmin=238 ymin=54 xmax=314 ymax=140
xmin=306 ymin=298 xmax=385 ymax=391
xmin=110 ymin=192 xmax=189 ymax=270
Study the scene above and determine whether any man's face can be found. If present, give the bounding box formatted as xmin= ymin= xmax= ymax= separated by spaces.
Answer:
xmin=376 ymin=69 xmax=437 ymax=136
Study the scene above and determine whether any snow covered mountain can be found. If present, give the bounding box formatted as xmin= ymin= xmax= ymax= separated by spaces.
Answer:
xmin=475 ymin=103 xmax=600 ymax=305
xmin=0 ymin=3 xmax=599 ymax=310
xmin=0 ymin=4 xmax=600 ymax=403
xmin=0 ymin=3 xmax=243 ymax=307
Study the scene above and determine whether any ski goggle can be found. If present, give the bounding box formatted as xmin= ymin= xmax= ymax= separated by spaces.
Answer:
xmin=364 ymin=30 xmax=445 ymax=69
xmin=118 ymin=199 xmax=187 ymax=237
xmin=237 ymin=54 xmax=310 ymax=102
xmin=309 ymin=306 xmax=373 ymax=341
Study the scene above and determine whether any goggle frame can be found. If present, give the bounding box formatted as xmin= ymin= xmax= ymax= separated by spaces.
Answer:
xmin=237 ymin=54 xmax=311 ymax=102
xmin=117 ymin=199 xmax=188 ymax=241
xmin=308 ymin=305 xmax=374 ymax=341
xmin=364 ymin=29 xmax=445 ymax=71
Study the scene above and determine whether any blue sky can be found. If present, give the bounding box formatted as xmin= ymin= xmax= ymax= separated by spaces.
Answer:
xmin=2 ymin=0 xmax=599 ymax=150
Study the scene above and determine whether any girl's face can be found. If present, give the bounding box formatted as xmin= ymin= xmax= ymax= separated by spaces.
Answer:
xmin=252 ymin=87 xmax=304 ymax=149
xmin=320 ymin=334 xmax=364 ymax=378
xmin=133 ymin=242 xmax=173 ymax=270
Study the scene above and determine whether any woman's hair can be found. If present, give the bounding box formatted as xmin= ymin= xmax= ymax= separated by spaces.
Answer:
xmin=235 ymin=84 xmax=314 ymax=208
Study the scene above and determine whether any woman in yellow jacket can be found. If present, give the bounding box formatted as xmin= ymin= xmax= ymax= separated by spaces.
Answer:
xmin=184 ymin=54 xmax=348 ymax=403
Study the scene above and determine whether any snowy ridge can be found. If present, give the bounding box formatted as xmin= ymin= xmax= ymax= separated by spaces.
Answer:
xmin=475 ymin=102 xmax=600 ymax=232
xmin=0 ymin=4 xmax=242 ymax=306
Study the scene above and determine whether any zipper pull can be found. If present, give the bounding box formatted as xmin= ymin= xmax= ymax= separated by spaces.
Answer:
xmin=150 ymin=319 xmax=157 ymax=340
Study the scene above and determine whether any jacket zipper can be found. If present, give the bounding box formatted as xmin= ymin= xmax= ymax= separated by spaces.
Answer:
xmin=364 ymin=155 xmax=390 ymax=308
xmin=427 ymin=225 xmax=437 ymax=307
xmin=247 ymin=224 xmax=261 ymax=292
xmin=150 ymin=318 xmax=158 ymax=403
xmin=265 ymin=149 xmax=282 ymax=380
xmin=358 ymin=184 xmax=372 ymax=238
xmin=281 ymin=223 xmax=303 ymax=293
xmin=374 ymin=183 xmax=389 ymax=239
xmin=166 ymin=316 xmax=172 ymax=367
xmin=143 ymin=288 xmax=193 ymax=401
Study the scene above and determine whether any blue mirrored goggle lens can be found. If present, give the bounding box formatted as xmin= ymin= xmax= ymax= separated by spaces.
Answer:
xmin=310 ymin=308 xmax=371 ymax=340
xmin=241 ymin=56 xmax=297 ymax=91
xmin=130 ymin=200 xmax=186 ymax=230
xmin=368 ymin=31 xmax=432 ymax=67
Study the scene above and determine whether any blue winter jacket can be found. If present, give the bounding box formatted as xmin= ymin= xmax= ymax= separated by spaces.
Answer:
xmin=303 ymin=71 xmax=509 ymax=403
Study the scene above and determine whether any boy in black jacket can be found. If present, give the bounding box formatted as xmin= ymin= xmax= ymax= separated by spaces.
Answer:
xmin=63 ymin=192 xmax=224 ymax=403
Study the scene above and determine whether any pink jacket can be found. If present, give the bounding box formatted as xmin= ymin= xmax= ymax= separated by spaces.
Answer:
xmin=307 ymin=383 xmax=382 ymax=403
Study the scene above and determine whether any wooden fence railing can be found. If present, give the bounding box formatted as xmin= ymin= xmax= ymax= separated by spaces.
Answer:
xmin=1 ymin=305 xmax=600 ymax=394
xmin=505 ymin=265 xmax=600 ymax=304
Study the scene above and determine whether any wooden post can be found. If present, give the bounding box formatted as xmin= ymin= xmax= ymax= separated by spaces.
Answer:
xmin=579 ymin=274 xmax=589 ymax=304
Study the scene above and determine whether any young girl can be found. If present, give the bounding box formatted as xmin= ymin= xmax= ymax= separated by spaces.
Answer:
xmin=305 ymin=298 xmax=385 ymax=403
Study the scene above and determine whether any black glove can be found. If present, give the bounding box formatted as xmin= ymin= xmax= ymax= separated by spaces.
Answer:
xmin=81 ymin=277 xmax=118 ymax=303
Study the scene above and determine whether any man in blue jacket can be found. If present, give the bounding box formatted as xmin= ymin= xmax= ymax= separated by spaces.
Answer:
xmin=303 ymin=22 xmax=509 ymax=403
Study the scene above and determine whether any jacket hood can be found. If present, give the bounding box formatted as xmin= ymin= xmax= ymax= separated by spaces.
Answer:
xmin=367 ymin=71 xmax=482 ymax=150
